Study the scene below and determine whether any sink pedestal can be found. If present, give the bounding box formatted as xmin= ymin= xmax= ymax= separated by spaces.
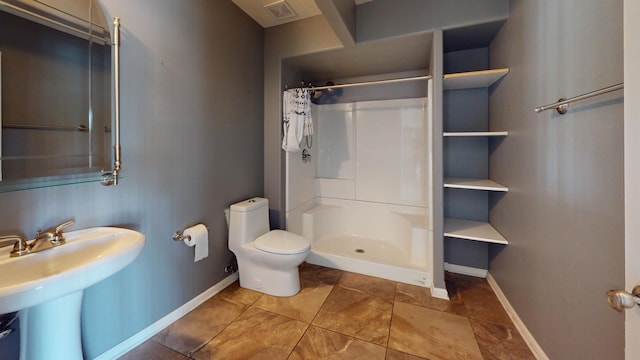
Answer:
xmin=19 ymin=291 xmax=83 ymax=360
xmin=0 ymin=227 xmax=145 ymax=359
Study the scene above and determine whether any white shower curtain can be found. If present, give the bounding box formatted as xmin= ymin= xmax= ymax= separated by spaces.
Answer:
xmin=282 ymin=88 xmax=312 ymax=152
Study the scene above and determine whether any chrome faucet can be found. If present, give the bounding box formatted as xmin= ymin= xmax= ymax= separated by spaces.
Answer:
xmin=0 ymin=220 xmax=74 ymax=257
xmin=31 ymin=220 xmax=75 ymax=252
xmin=0 ymin=235 xmax=30 ymax=257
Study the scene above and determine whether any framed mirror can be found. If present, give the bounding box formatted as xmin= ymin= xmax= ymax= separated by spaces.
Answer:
xmin=0 ymin=0 xmax=114 ymax=192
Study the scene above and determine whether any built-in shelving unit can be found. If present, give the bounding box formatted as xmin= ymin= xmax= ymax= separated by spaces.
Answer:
xmin=444 ymin=177 xmax=508 ymax=192
xmin=443 ymin=131 xmax=508 ymax=137
xmin=443 ymin=68 xmax=509 ymax=90
xmin=444 ymin=218 xmax=508 ymax=245
xmin=443 ymin=67 xmax=510 ymax=246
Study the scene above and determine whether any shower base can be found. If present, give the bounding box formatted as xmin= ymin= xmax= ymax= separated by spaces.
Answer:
xmin=306 ymin=235 xmax=432 ymax=288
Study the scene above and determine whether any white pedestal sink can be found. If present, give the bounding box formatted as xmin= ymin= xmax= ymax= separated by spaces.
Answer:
xmin=0 ymin=227 xmax=145 ymax=360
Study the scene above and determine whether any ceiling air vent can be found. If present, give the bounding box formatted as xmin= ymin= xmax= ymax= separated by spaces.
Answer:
xmin=264 ymin=0 xmax=297 ymax=20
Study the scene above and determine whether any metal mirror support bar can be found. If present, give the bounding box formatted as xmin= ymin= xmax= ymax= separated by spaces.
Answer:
xmin=534 ymin=83 xmax=624 ymax=114
xmin=101 ymin=17 xmax=121 ymax=186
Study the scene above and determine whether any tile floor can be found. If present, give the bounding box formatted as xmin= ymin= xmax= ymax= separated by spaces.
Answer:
xmin=119 ymin=263 xmax=535 ymax=360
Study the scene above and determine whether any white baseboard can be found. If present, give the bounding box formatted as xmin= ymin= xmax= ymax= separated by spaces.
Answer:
xmin=430 ymin=286 xmax=449 ymax=300
xmin=444 ymin=262 xmax=488 ymax=278
xmin=435 ymin=262 xmax=487 ymax=298
xmin=486 ymin=273 xmax=549 ymax=360
xmin=95 ymin=272 xmax=239 ymax=360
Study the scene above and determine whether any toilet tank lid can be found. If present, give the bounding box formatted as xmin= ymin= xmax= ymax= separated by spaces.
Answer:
xmin=230 ymin=197 xmax=268 ymax=212
xmin=255 ymin=230 xmax=310 ymax=255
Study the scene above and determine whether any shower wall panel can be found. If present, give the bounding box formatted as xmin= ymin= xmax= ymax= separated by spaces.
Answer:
xmin=315 ymin=97 xmax=428 ymax=207
xmin=314 ymin=103 xmax=356 ymax=200
xmin=354 ymin=99 xmax=427 ymax=207
xmin=285 ymin=149 xmax=316 ymax=211
xmin=316 ymin=104 xmax=355 ymax=180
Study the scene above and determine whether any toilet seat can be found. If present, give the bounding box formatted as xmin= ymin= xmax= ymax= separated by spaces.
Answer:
xmin=255 ymin=230 xmax=310 ymax=255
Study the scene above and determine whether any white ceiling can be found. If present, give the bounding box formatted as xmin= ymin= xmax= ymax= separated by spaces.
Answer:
xmin=232 ymin=0 xmax=431 ymax=82
xmin=284 ymin=32 xmax=432 ymax=81
xmin=232 ymin=0 xmax=374 ymax=28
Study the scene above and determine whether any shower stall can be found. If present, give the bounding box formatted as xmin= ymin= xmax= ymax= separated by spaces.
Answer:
xmin=285 ymin=87 xmax=434 ymax=288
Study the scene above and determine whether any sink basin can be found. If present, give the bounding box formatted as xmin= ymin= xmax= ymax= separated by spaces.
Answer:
xmin=0 ymin=227 xmax=144 ymax=314
xmin=0 ymin=226 xmax=145 ymax=360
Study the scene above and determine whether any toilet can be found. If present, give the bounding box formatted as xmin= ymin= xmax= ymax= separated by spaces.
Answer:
xmin=228 ymin=197 xmax=310 ymax=297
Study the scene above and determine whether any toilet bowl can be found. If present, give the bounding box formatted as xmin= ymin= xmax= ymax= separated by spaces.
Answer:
xmin=228 ymin=197 xmax=310 ymax=297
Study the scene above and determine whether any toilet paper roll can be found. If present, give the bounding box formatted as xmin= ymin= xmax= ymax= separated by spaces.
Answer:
xmin=183 ymin=224 xmax=208 ymax=262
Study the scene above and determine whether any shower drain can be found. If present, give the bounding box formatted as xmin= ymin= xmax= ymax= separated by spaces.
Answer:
xmin=354 ymin=248 xmax=365 ymax=254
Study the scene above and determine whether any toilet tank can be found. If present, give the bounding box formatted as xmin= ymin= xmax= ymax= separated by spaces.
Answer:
xmin=229 ymin=197 xmax=270 ymax=247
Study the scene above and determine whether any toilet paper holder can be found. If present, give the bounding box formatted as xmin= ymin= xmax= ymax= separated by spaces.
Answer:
xmin=172 ymin=231 xmax=190 ymax=242
xmin=172 ymin=225 xmax=209 ymax=242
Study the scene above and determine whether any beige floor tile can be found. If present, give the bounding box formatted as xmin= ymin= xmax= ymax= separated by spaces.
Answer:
xmin=338 ymin=271 xmax=397 ymax=302
xmin=445 ymin=275 xmax=465 ymax=305
xmin=470 ymin=318 xmax=536 ymax=360
xmin=385 ymin=348 xmax=428 ymax=360
xmin=152 ymin=296 xmax=247 ymax=355
xmin=253 ymin=278 xmax=333 ymax=322
xmin=300 ymin=262 xmax=343 ymax=285
xmin=215 ymin=280 xmax=263 ymax=306
xmin=192 ymin=307 xmax=307 ymax=360
xmin=395 ymin=282 xmax=467 ymax=317
xmin=313 ymin=285 xmax=393 ymax=345
xmin=454 ymin=276 xmax=512 ymax=325
xmin=122 ymin=267 xmax=533 ymax=360
xmin=289 ymin=325 xmax=386 ymax=360
xmin=388 ymin=301 xmax=482 ymax=360
xmin=118 ymin=340 xmax=188 ymax=360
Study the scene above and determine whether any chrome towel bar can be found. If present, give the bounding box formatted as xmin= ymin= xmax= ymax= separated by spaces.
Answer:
xmin=535 ymin=83 xmax=624 ymax=114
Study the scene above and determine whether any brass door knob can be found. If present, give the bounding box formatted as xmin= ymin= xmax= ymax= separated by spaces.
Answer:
xmin=606 ymin=286 xmax=640 ymax=312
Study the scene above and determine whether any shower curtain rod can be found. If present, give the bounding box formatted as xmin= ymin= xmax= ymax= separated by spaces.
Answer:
xmin=294 ymin=75 xmax=432 ymax=91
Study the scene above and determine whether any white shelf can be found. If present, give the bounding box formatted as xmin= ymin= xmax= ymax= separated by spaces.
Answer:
xmin=444 ymin=218 xmax=508 ymax=245
xmin=443 ymin=68 xmax=509 ymax=90
xmin=443 ymin=131 xmax=508 ymax=137
xmin=444 ymin=177 xmax=508 ymax=192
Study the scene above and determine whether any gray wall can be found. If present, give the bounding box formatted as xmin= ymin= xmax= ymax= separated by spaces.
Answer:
xmin=314 ymin=0 xmax=356 ymax=46
xmin=356 ymin=0 xmax=508 ymax=43
xmin=330 ymin=0 xmax=356 ymax=41
xmin=264 ymin=15 xmax=343 ymax=228
xmin=0 ymin=0 xmax=264 ymax=358
xmin=488 ymin=0 xmax=624 ymax=358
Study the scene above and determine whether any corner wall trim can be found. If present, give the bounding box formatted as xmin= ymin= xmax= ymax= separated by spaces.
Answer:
xmin=94 ymin=272 xmax=239 ymax=360
xmin=486 ymin=273 xmax=549 ymax=360
xmin=431 ymin=286 xmax=449 ymax=300
xmin=444 ymin=262 xmax=488 ymax=278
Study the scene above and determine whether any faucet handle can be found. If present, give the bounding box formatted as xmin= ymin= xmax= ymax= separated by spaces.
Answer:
xmin=0 ymin=235 xmax=30 ymax=257
xmin=37 ymin=220 xmax=74 ymax=245
xmin=51 ymin=220 xmax=74 ymax=245
xmin=54 ymin=220 xmax=75 ymax=234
